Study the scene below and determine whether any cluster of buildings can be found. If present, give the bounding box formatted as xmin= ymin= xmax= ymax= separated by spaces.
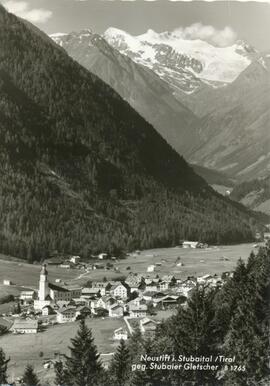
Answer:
xmin=6 ymin=263 xmax=225 ymax=338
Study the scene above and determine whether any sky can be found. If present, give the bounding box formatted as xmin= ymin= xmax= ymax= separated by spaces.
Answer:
xmin=1 ymin=0 xmax=270 ymax=51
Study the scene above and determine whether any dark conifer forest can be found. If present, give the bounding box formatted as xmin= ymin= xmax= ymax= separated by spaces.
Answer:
xmin=0 ymin=5 xmax=266 ymax=261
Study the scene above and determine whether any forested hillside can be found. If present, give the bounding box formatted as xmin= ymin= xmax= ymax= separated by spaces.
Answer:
xmin=0 ymin=5 xmax=265 ymax=261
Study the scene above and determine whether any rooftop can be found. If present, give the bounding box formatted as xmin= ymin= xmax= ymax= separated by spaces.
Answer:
xmin=12 ymin=319 xmax=38 ymax=329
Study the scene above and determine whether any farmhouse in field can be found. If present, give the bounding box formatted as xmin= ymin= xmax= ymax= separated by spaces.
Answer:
xmin=182 ymin=241 xmax=199 ymax=249
xmin=147 ymin=265 xmax=156 ymax=273
xmin=113 ymin=327 xmax=128 ymax=340
xmin=11 ymin=319 xmax=38 ymax=334
xmin=70 ymin=255 xmax=81 ymax=264
xmin=140 ymin=318 xmax=159 ymax=337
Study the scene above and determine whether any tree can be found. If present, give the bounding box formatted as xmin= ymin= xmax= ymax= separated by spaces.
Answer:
xmin=0 ymin=326 xmax=8 ymax=336
xmin=109 ymin=339 xmax=130 ymax=386
xmin=64 ymin=320 xmax=102 ymax=386
xmin=22 ymin=364 xmax=40 ymax=386
xmin=0 ymin=347 xmax=9 ymax=384
xmin=55 ymin=361 xmax=69 ymax=386
xmin=224 ymin=250 xmax=270 ymax=385
xmin=131 ymin=338 xmax=162 ymax=386
xmin=127 ymin=327 xmax=144 ymax=361
xmin=165 ymin=285 xmax=219 ymax=386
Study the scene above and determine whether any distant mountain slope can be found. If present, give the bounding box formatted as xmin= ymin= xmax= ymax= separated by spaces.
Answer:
xmin=187 ymin=55 xmax=270 ymax=180
xmin=0 ymin=5 xmax=266 ymax=261
xmin=50 ymin=30 xmax=197 ymax=156
xmin=230 ymin=176 xmax=270 ymax=215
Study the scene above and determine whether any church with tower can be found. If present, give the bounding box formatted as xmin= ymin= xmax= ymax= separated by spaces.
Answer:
xmin=34 ymin=264 xmax=81 ymax=310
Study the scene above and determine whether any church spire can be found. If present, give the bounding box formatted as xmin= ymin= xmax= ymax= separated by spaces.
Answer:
xmin=40 ymin=264 xmax=48 ymax=275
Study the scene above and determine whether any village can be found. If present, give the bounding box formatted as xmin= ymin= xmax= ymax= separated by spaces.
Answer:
xmin=0 ymin=249 xmax=229 ymax=349
xmin=0 ymin=237 xmax=268 ymax=382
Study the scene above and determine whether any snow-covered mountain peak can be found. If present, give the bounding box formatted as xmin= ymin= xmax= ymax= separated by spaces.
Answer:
xmin=103 ymin=27 xmax=254 ymax=91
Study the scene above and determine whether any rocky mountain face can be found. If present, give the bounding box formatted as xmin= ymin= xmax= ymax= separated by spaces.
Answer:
xmin=50 ymin=30 xmax=198 ymax=157
xmin=1 ymin=4 xmax=265 ymax=261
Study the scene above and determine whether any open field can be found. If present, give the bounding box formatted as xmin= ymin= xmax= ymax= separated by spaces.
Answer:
xmin=0 ymin=244 xmax=256 ymax=293
xmin=0 ymin=317 xmax=125 ymax=383
xmin=70 ymin=243 xmax=256 ymax=286
xmin=0 ymin=259 xmax=79 ymax=290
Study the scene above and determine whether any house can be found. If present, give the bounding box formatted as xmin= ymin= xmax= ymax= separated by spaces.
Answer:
xmin=11 ymin=319 xmax=38 ymax=334
xmin=56 ymin=307 xmax=77 ymax=323
xmin=60 ymin=261 xmax=73 ymax=269
xmin=161 ymin=275 xmax=176 ymax=286
xmin=49 ymin=283 xmax=81 ymax=302
xmin=197 ymin=274 xmax=212 ymax=284
xmin=20 ymin=291 xmax=37 ymax=302
xmin=95 ymin=297 xmax=107 ymax=310
xmin=98 ymin=253 xmax=108 ymax=260
xmin=143 ymin=291 xmax=159 ymax=302
xmin=156 ymin=295 xmax=180 ymax=309
xmin=109 ymin=304 xmax=124 ymax=317
xmin=129 ymin=304 xmax=147 ymax=318
xmin=42 ymin=305 xmax=55 ymax=316
xmin=81 ymin=288 xmax=101 ymax=298
xmin=70 ymin=256 xmax=81 ymax=264
xmin=140 ymin=318 xmax=158 ymax=337
xmin=145 ymin=276 xmax=160 ymax=284
xmin=126 ymin=297 xmax=146 ymax=310
xmin=125 ymin=274 xmax=145 ymax=293
xmin=3 ymin=279 xmax=11 ymax=286
xmin=75 ymin=306 xmax=91 ymax=318
xmin=100 ymin=296 xmax=116 ymax=309
xmin=264 ymin=232 xmax=270 ymax=240
xmin=91 ymin=282 xmax=112 ymax=296
xmin=110 ymin=283 xmax=129 ymax=299
xmin=144 ymin=281 xmax=159 ymax=292
xmin=147 ymin=265 xmax=155 ymax=273
xmin=183 ymin=241 xmax=199 ymax=249
xmin=44 ymin=257 xmax=64 ymax=266
xmin=125 ymin=273 xmax=144 ymax=284
xmin=113 ymin=327 xmax=128 ymax=341
xmin=159 ymin=281 xmax=169 ymax=291
xmin=68 ymin=287 xmax=82 ymax=299
xmin=55 ymin=300 xmax=70 ymax=309
xmin=151 ymin=292 xmax=167 ymax=305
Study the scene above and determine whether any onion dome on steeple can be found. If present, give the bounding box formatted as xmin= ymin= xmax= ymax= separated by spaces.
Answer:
xmin=40 ymin=264 xmax=48 ymax=275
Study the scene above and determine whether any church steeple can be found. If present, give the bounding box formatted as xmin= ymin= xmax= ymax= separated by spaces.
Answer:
xmin=39 ymin=264 xmax=49 ymax=301
xmin=40 ymin=264 xmax=48 ymax=276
